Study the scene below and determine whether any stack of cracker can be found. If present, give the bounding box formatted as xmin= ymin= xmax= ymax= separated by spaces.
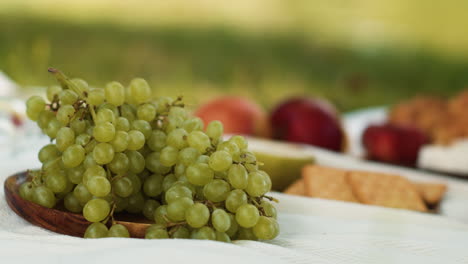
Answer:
xmin=285 ymin=165 xmax=447 ymax=212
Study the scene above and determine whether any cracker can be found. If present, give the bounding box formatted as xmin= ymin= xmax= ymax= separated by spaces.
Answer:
xmin=347 ymin=171 xmax=427 ymax=212
xmin=302 ymin=165 xmax=358 ymax=203
xmin=284 ymin=179 xmax=306 ymax=196
xmin=413 ymin=182 xmax=447 ymax=205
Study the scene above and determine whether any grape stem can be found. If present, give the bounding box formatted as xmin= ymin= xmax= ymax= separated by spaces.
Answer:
xmin=261 ymin=195 xmax=279 ymax=203
xmin=48 ymin=68 xmax=85 ymax=97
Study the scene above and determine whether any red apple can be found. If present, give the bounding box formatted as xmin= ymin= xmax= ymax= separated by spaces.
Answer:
xmin=194 ymin=96 xmax=270 ymax=136
xmin=363 ymin=123 xmax=429 ymax=166
xmin=270 ymin=97 xmax=345 ymax=151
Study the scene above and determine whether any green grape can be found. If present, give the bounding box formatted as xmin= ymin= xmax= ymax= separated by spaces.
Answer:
xmin=84 ymin=222 xmax=108 ymax=238
xmin=96 ymin=108 xmax=115 ymax=124
xmin=98 ymin=103 xmax=120 ymax=120
xmin=64 ymin=192 xmax=83 ymax=213
xmin=143 ymin=174 xmax=164 ymax=197
xmin=261 ymin=200 xmax=277 ymax=219
xmin=225 ymin=189 xmax=248 ymax=213
xmin=46 ymin=85 xmax=62 ymax=102
xmin=192 ymin=227 xmax=216 ymax=240
xmin=41 ymin=159 xmax=62 ymax=172
xmin=178 ymin=147 xmax=200 ymax=166
xmin=167 ymin=197 xmax=193 ymax=222
xmin=166 ymin=128 xmax=188 ymax=149
xmin=237 ymin=228 xmax=257 ymax=240
xmin=148 ymin=130 xmax=166 ymax=151
xmin=75 ymin=133 xmax=91 ymax=147
xmin=145 ymin=227 xmax=169 ymax=239
xmin=32 ymin=186 xmax=56 ymax=208
xmin=132 ymin=120 xmax=152 ymax=139
xmin=45 ymin=171 xmax=68 ymax=193
xmin=83 ymin=198 xmax=110 ymax=222
xmin=37 ymin=110 xmax=55 ymax=129
xmin=108 ymin=224 xmax=130 ymax=238
xmin=174 ymin=163 xmax=185 ymax=177
xmin=129 ymin=78 xmax=151 ymax=104
xmin=70 ymin=119 xmax=87 ymax=134
xmin=113 ymin=177 xmax=133 ymax=198
xmin=154 ymin=96 xmax=173 ymax=113
xmin=168 ymin=106 xmax=187 ymax=120
xmin=203 ymin=179 xmax=230 ymax=202
xmin=171 ymin=181 xmax=196 ymax=195
xmin=59 ymin=89 xmax=78 ymax=105
xmin=126 ymin=192 xmax=145 ymax=213
xmin=73 ymin=183 xmax=93 ymax=206
xmin=137 ymin=103 xmax=156 ymax=122
xmin=105 ymin=81 xmax=125 ymax=106
xmin=183 ymin=117 xmax=204 ymax=132
xmin=216 ymin=232 xmax=231 ymax=243
xmin=186 ymin=163 xmax=214 ymax=186
xmin=45 ymin=118 xmax=62 ymax=139
xmin=19 ymin=182 xmax=34 ymax=201
xmin=62 ymin=144 xmax=85 ymax=168
xmin=86 ymin=176 xmax=111 ymax=197
xmin=126 ymin=150 xmax=145 ymax=173
xmin=171 ymin=226 xmax=190 ymax=239
xmin=127 ymin=130 xmax=145 ymax=150
xmin=187 ymin=131 xmax=211 ymax=153
xmin=67 ymin=164 xmax=85 ymax=184
xmin=143 ymin=199 xmax=161 ymax=220
xmin=246 ymin=171 xmax=272 ymax=197
xmin=185 ymin=203 xmax=209 ymax=228
xmin=110 ymin=131 xmax=129 ymax=153
xmin=154 ymin=205 xmax=169 ymax=225
xmin=226 ymin=214 xmax=239 ymax=238
xmin=84 ymin=139 xmax=98 ymax=154
xmin=120 ymin=103 xmax=137 ymax=121
xmin=241 ymin=151 xmax=257 ymax=171
xmin=93 ymin=122 xmax=116 ymax=143
xmin=56 ymin=127 xmax=75 ymax=152
xmin=115 ymin=117 xmax=130 ymax=131
xmin=114 ymin=196 xmax=129 ymax=212
xmin=208 ymin=150 xmax=232 ymax=172
xmin=217 ymin=141 xmax=240 ymax=157
xmin=38 ymin=144 xmax=60 ymax=163
xmin=206 ymin=120 xmax=223 ymax=140
xmin=252 ymin=216 xmax=279 ymax=240
xmin=26 ymin=96 xmax=46 ymax=120
xmin=108 ymin=152 xmax=129 ymax=174
xmin=160 ymin=146 xmax=178 ymax=167
xmin=83 ymin=165 xmax=106 ymax=185
xmin=87 ymin=88 xmax=105 ymax=105
xmin=145 ymin=152 xmax=170 ymax=174
xmin=71 ymin=78 xmax=89 ymax=92
xmin=227 ymin=164 xmax=248 ymax=189
xmin=212 ymin=209 xmax=231 ymax=232
xmin=83 ymin=153 xmax=97 ymax=169
xmin=229 ymin=135 xmax=248 ymax=151
xmin=196 ymin=155 xmax=210 ymax=164
xmin=162 ymin=174 xmax=177 ymax=191
xmin=236 ymin=204 xmax=260 ymax=228
xmin=165 ymin=185 xmax=192 ymax=204
xmin=93 ymin=143 xmax=114 ymax=165
xmin=195 ymin=186 xmax=205 ymax=200
xmin=56 ymin=105 xmax=75 ymax=125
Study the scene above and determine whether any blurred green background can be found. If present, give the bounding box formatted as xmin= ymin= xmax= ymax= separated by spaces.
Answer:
xmin=1 ymin=0 xmax=468 ymax=111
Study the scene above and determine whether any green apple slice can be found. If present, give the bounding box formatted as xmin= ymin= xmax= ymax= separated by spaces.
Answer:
xmin=247 ymin=137 xmax=315 ymax=191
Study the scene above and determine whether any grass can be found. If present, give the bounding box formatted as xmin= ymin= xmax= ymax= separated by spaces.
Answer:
xmin=1 ymin=12 xmax=468 ymax=112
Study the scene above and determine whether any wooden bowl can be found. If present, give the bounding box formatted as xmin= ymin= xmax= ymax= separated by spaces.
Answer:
xmin=4 ymin=171 xmax=151 ymax=238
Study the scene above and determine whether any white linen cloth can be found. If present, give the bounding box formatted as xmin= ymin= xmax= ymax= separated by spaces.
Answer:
xmin=1 ymin=134 xmax=468 ymax=264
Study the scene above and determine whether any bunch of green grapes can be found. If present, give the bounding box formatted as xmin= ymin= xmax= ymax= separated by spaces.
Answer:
xmin=20 ymin=68 xmax=279 ymax=241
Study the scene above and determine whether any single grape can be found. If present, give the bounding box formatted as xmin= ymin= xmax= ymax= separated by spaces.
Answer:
xmin=86 ymin=176 xmax=111 ymax=197
xmin=65 ymin=165 xmax=84 ymax=184
xmin=84 ymin=222 xmax=108 ymax=238
xmin=261 ymin=200 xmax=277 ymax=219
xmin=161 ymin=174 xmax=176 ymax=192
xmin=84 ymin=139 xmax=98 ymax=154
xmin=126 ymin=150 xmax=145 ymax=174
xmin=93 ymin=143 xmax=114 ymax=165
xmin=203 ymin=179 xmax=230 ymax=202
xmin=59 ymin=89 xmax=78 ymax=105
xmin=127 ymin=130 xmax=145 ymax=150
xmin=226 ymin=214 xmax=239 ymax=238
xmin=74 ymin=183 xmax=93 ymax=206
xmin=143 ymin=174 xmax=164 ymax=197
xmin=174 ymin=163 xmax=185 ymax=177
xmin=167 ymin=197 xmax=194 ymax=222
xmin=129 ymin=78 xmax=151 ymax=104
xmin=187 ymin=131 xmax=211 ymax=153
xmin=191 ymin=226 xmax=216 ymax=240
xmin=186 ymin=163 xmax=214 ymax=186
xmin=45 ymin=171 xmax=68 ymax=193
xmin=32 ymin=186 xmax=56 ymax=208
xmin=19 ymin=182 xmax=34 ymax=201
xmin=62 ymin=144 xmax=85 ymax=168
xmin=26 ymin=96 xmax=46 ymax=120
xmin=56 ymin=105 xmax=75 ymax=125
xmin=75 ymin=133 xmax=91 ymax=147
xmin=120 ymin=103 xmax=137 ymax=121
xmin=154 ymin=205 xmax=169 ymax=225
xmin=229 ymin=135 xmax=248 ymax=151
xmin=87 ymin=88 xmax=105 ymax=105
xmin=225 ymin=189 xmax=248 ymax=213
xmin=70 ymin=118 xmax=87 ymax=134
xmin=56 ymin=127 xmax=75 ymax=152
xmin=196 ymin=155 xmax=210 ymax=164
xmin=126 ymin=192 xmax=145 ymax=213
xmin=142 ymin=199 xmax=161 ymax=220
xmin=160 ymin=146 xmax=178 ymax=167
xmin=96 ymin=108 xmax=115 ymax=124
xmin=246 ymin=171 xmax=272 ymax=197
xmin=148 ymin=130 xmax=166 ymax=151
xmin=171 ymin=226 xmax=190 ymax=239
xmin=37 ymin=110 xmax=55 ymax=130
xmin=237 ymin=228 xmax=257 ymax=240
xmin=216 ymin=232 xmax=231 ymax=243
xmin=165 ymin=185 xmax=192 ymax=204
xmin=212 ymin=209 xmax=231 ymax=232
xmin=38 ymin=144 xmax=60 ymax=163
xmin=252 ymin=216 xmax=279 ymax=240
xmin=185 ymin=203 xmax=210 ymax=228
xmin=132 ymin=120 xmax=152 ymax=139
xmin=45 ymin=118 xmax=62 ymax=139
xmin=178 ymin=147 xmax=200 ymax=166
xmin=108 ymin=152 xmax=130 ymax=174
xmin=105 ymin=81 xmax=125 ymax=106
xmin=145 ymin=152 xmax=170 ymax=174
xmin=93 ymin=122 xmax=116 ymax=143
xmin=71 ymin=78 xmax=89 ymax=92
xmin=166 ymin=128 xmax=188 ymax=149
xmin=113 ymin=177 xmax=134 ymax=198
xmin=217 ymin=141 xmax=240 ymax=157
xmin=228 ymin=164 xmax=248 ymax=189
xmin=154 ymin=96 xmax=173 ymax=113
xmin=46 ymin=85 xmax=62 ymax=102
xmin=83 ymin=165 xmax=106 ymax=185
xmin=145 ymin=227 xmax=169 ymax=239
xmin=206 ymin=120 xmax=223 ymax=140
xmin=236 ymin=204 xmax=260 ymax=228
xmin=208 ymin=150 xmax=232 ymax=171
xmin=137 ymin=103 xmax=156 ymax=122
xmin=108 ymin=224 xmax=130 ymax=238
xmin=115 ymin=117 xmax=130 ymax=132
xmin=83 ymin=198 xmax=110 ymax=222
xmin=183 ymin=117 xmax=204 ymax=132
xmin=168 ymin=106 xmax=187 ymax=120
xmin=64 ymin=192 xmax=83 ymax=213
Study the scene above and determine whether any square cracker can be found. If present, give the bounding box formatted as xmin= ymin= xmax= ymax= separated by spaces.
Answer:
xmin=302 ymin=165 xmax=358 ymax=203
xmin=284 ymin=179 xmax=306 ymax=196
xmin=413 ymin=182 xmax=447 ymax=205
xmin=347 ymin=171 xmax=427 ymax=212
